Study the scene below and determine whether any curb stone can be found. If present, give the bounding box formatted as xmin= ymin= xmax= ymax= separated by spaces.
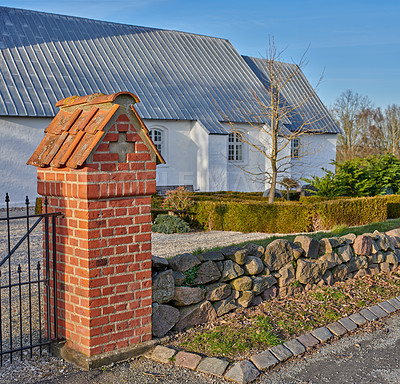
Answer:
xmin=145 ymin=297 xmax=400 ymax=383
xmin=338 ymin=317 xmax=358 ymax=331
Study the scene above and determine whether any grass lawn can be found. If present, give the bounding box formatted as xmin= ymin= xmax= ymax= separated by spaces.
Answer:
xmin=168 ymin=218 xmax=400 ymax=360
xmin=169 ymin=272 xmax=400 ymax=360
xmin=192 ymin=217 xmax=400 ymax=255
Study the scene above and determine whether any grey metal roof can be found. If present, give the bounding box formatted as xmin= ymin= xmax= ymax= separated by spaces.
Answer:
xmin=0 ymin=6 xmax=338 ymax=135
xmin=242 ymin=56 xmax=341 ymax=134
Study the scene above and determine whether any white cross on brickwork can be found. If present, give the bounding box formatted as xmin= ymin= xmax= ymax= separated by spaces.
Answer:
xmin=109 ymin=132 xmax=135 ymax=163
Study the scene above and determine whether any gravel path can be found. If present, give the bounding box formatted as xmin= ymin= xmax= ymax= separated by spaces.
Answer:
xmin=151 ymin=230 xmax=274 ymax=258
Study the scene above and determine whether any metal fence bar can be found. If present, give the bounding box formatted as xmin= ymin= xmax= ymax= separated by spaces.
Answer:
xmin=0 ymin=194 xmax=61 ymax=364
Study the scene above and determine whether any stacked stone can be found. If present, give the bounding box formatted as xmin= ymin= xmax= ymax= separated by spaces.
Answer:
xmin=152 ymin=228 xmax=400 ymax=337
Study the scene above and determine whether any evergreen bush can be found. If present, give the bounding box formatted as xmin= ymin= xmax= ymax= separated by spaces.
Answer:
xmin=151 ymin=214 xmax=190 ymax=234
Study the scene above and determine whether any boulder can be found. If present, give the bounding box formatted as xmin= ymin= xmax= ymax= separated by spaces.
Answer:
xmin=172 ymin=286 xmax=205 ymax=306
xmin=278 ymin=285 xmax=304 ymax=298
xmin=194 ymin=261 xmax=221 ymax=284
xmin=278 ymin=263 xmax=295 ymax=287
xmin=213 ymin=296 xmax=239 ymax=317
xmin=221 ymin=246 xmax=247 ymax=265
xmin=296 ymin=258 xmax=329 ymax=285
xmin=172 ymin=270 xmax=186 ymax=286
xmin=238 ymin=291 xmax=254 ymax=308
xmin=370 ymin=251 xmax=386 ymax=264
xmin=220 ymin=260 xmax=244 ymax=282
xmin=374 ymin=231 xmax=395 ymax=252
xmin=319 ymin=238 xmax=334 ymax=255
xmin=294 ymin=235 xmax=320 ymax=259
xmin=340 ymin=233 xmax=357 ymax=244
xmin=261 ymin=285 xmax=278 ymax=300
xmin=231 ymin=276 xmax=253 ymax=291
xmin=388 ymin=235 xmax=400 ymax=249
xmin=243 ymin=256 xmax=264 ymax=275
xmin=322 ymin=270 xmax=334 ymax=286
xmin=367 ymin=263 xmax=380 ymax=275
xmin=386 ymin=251 xmax=399 ymax=268
xmin=152 ymin=270 xmax=175 ymax=304
xmin=346 ymin=255 xmax=368 ymax=273
xmin=380 ymin=262 xmax=391 ymax=273
xmin=244 ymin=243 xmax=265 ymax=258
xmin=169 ymin=253 xmax=201 ymax=272
xmin=251 ymin=295 xmax=263 ymax=306
xmin=320 ymin=252 xmax=342 ymax=269
xmin=205 ymin=283 xmax=232 ymax=301
xmin=252 ymin=275 xmax=277 ymax=295
xmin=386 ymin=228 xmax=400 ymax=238
xmin=353 ymin=235 xmax=373 ymax=256
xmin=174 ymin=301 xmax=217 ymax=330
xmin=337 ymin=244 xmax=353 ymax=262
xmin=332 ymin=264 xmax=349 ymax=281
xmin=200 ymin=250 xmax=225 ymax=262
xmin=354 ymin=269 xmax=367 ymax=279
xmin=151 ymin=255 xmax=169 ymax=270
xmin=264 ymin=239 xmax=301 ymax=271
xmin=152 ymin=304 xmax=180 ymax=338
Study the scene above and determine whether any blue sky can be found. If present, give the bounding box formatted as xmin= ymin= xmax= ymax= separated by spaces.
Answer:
xmin=1 ymin=0 xmax=399 ymax=108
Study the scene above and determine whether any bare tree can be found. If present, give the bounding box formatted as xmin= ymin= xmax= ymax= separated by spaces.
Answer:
xmin=383 ymin=104 xmax=400 ymax=156
xmin=223 ymin=38 xmax=332 ymax=204
xmin=331 ymin=90 xmax=372 ymax=161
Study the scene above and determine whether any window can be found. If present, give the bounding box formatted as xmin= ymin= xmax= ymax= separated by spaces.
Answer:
xmin=291 ymin=139 xmax=300 ymax=159
xmin=149 ymin=129 xmax=164 ymax=156
xmin=228 ymin=132 xmax=243 ymax=161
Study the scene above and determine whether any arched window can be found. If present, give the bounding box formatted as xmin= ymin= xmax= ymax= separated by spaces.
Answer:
xmin=228 ymin=132 xmax=243 ymax=161
xmin=149 ymin=129 xmax=164 ymax=157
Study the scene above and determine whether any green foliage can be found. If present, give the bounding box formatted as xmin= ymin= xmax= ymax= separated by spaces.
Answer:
xmin=182 ymin=315 xmax=282 ymax=357
xmin=151 ymin=214 xmax=190 ymax=234
xmin=305 ymin=154 xmax=400 ymax=198
xmin=35 ymin=197 xmax=43 ymax=215
xmin=190 ymin=196 xmax=387 ymax=233
xmin=384 ymin=194 xmax=400 ymax=219
xmin=183 ymin=265 xmax=200 ymax=286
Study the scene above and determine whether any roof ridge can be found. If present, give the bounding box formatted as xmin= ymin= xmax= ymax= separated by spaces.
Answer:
xmin=0 ymin=6 xmax=230 ymax=43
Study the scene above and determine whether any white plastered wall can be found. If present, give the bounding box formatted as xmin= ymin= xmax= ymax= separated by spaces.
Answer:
xmin=289 ymin=133 xmax=337 ymax=183
xmin=0 ymin=116 xmax=51 ymax=207
xmin=145 ymin=119 xmax=198 ymax=190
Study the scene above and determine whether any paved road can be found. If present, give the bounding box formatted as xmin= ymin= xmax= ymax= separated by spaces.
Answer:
xmin=35 ymin=313 xmax=400 ymax=384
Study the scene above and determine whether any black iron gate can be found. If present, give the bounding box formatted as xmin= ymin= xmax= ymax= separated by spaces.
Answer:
xmin=0 ymin=194 xmax=61 ymax=365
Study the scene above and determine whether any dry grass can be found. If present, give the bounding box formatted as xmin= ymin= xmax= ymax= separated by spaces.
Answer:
xmin=168 ymin=271 xmax=400 ymax=360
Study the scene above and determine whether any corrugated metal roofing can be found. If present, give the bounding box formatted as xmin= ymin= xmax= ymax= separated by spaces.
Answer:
xmin=242 ymin=56 xmax=341 ymax=134
xmin=0 ymin=6 xmax=271 ymax=134
xmin=0 ymin=6 xmax=338 ymax=135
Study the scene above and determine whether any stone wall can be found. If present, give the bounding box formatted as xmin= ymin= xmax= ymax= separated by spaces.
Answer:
xmin=151 ymin=228 xmax=400 ymax=338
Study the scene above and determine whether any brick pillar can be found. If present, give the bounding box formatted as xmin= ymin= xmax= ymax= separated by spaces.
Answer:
xmin=35 ymin=104 xmax=159 ymax=367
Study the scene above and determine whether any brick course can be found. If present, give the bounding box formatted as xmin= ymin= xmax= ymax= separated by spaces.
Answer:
xmin=38 ymin=112 xmax=156 ymax=357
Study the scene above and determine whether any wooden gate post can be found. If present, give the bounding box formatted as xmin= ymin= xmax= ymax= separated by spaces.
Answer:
xmin=27 ymin=92 xmax=164 ymax=369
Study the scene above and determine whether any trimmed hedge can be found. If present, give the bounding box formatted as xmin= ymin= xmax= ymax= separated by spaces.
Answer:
xmin=381 ymin=194 xmax=400 ymax=219
xmin=190 ymin=196 xmax=387 ymax=233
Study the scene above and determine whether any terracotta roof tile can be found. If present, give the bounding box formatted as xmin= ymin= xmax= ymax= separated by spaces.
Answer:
xmin=27 ymin=92 xmax=162 ymax=169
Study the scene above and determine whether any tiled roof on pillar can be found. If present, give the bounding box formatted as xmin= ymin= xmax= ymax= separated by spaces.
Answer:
xmin=27 ymin=92 xmax=164 ymax=168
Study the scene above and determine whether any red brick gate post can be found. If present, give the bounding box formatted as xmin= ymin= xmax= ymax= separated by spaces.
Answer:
xmin=27 ymin=92 xmax=164 ymax=369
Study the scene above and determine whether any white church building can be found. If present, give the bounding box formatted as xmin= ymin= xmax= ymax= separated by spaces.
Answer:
xmin=0 ymin=6 xmax=340 ymax=205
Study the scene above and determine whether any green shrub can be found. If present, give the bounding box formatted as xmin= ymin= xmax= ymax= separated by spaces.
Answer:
xmin=190 ymin=196 xmax=387 ymax=233
xmin=381 ymin=195 xmax=400 ymax=219
xmin=35 ymin=197 xmax=43 ymax=214
xmin=152 ymin=214 xmax=190 ymax=234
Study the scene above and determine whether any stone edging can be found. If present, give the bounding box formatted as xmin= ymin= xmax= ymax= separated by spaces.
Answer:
xmin=145 ymin=296 xmax=400 ymax=384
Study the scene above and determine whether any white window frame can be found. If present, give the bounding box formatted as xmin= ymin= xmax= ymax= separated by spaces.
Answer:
xmin=149 ymin=127 xmax=167 ymax=163
xmin=228 ymin=132 xmax=244 ymax=162
xmin=291 ymin=138 xmax=300 ymax=159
